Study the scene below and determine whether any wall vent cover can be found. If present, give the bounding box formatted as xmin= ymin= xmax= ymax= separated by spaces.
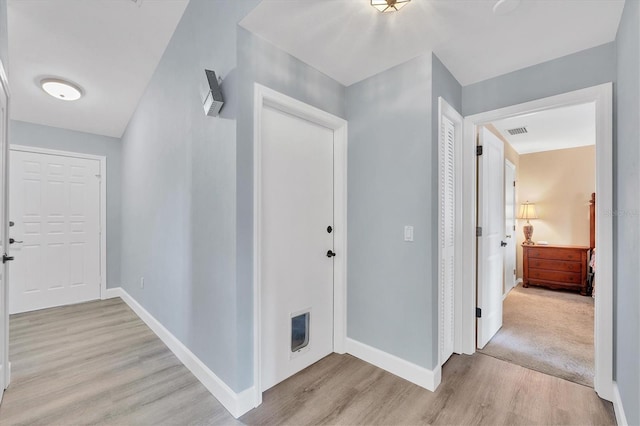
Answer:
xmin=506 ymin=126 xmax=528 ymax=135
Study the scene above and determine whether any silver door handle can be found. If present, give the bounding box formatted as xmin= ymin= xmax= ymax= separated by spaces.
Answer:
xmin=505 ymin=235 xmax=512 ymax=238
xmin=9 ymin=238 xmax=22 ymax=244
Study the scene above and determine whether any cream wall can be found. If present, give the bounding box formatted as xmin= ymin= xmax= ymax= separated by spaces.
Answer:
xmin=516 ymin=145 xmax=595 ymax=277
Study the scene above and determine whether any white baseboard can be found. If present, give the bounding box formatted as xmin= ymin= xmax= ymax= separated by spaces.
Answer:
xmin=346 ymin=338 xmax=441 ymax=391
xmin=109 ymin=287 xmax=257 ymax=418
xmin=104 ymin=287 xmax=122 ymax=300
xmin=612 ymin=382 xmax=628 ymax=426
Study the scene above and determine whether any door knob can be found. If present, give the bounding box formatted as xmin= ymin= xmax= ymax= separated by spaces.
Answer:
xmin=9 ymin=221 xmax=14 ymax=227
xmin=9 ymin=238 xmax=22 ymax=244
xmin=326 ymin=250 xmax=336 ymax=258
xmin=2 ymin=254 xmax=14 ymax=263
xmin=501 ymin=241 xmax=508 ymax=247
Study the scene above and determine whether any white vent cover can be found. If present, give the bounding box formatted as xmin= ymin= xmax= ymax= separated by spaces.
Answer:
xmin=506 ymin=126 xmax=528 ymax=135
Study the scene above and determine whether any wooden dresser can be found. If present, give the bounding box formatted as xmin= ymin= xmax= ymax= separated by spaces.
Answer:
xmin=522 ymin=244 xmax=591 ymax=296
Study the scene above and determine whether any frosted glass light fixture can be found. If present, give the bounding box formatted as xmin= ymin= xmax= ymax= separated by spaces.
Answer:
xmin=40 ymin=78 xmax=83 ymax=101
xmin=371 ymin=0 xmax=410 ymax=13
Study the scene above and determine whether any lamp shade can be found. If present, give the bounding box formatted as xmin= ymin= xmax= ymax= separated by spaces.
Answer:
xmin=371 ymin=0 xmax=410 ymax=12
xmin=518 ymin=202 xmax=538 ymax=220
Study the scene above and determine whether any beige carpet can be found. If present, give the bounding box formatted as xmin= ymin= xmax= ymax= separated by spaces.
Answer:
xmin=479 ymin=283 xmax=594 ymax=387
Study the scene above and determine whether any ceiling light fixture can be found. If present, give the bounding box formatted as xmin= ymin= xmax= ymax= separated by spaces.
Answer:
xmin=371 ymin=0 xmax=410 ymax=13
xmin=40 ymin=78 xmax=83 ymax=101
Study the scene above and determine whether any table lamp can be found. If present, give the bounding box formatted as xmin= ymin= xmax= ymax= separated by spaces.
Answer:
xmin=518 ymin=201 xmax=538 ymax=245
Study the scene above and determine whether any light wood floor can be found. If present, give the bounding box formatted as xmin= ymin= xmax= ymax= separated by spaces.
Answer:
xmin=0 ymin=298 xmax=615 ymax=425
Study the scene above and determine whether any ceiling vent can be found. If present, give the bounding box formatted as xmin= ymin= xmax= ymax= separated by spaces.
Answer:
xmin=506 ymin=126 xmax=528 ymax=136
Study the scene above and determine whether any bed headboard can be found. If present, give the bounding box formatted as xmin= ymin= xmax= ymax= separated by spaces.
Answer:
xmin=590 ymin=193 xmax=596 ymax=249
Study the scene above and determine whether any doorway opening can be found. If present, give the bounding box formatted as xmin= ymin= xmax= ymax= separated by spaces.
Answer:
xmin=476 ymin=103 xmax=597 ymax=387
xmin=452 ymin=83 xmax=613 ymax=402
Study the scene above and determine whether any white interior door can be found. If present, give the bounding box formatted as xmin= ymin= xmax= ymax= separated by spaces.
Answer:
xmin=0 ymin=75 xmax=8 ymax=401
xmin=260 ymin=105 xmax=334 ymax=391
xmin=9 ymin=149 xmax=101 ymax=314
xmin=477 ymin=127 xmax=505 ymax=349
xmin=438 ymin=99 xmax=462 ymax=365
xmin=504 ymin=160 xmax=516 ymax=295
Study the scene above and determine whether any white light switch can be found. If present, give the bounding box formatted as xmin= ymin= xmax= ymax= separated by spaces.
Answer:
xmin=404 ymin=225 xmax=414 ymax=242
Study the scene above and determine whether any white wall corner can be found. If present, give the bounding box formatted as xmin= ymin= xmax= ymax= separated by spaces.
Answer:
xmin=110 ymin=287 xmax=259 ymax=419
xmin=612 ymin=383 xmax=629 ymax=426
xmin=346 ymin=338 xmax=441 ymax=391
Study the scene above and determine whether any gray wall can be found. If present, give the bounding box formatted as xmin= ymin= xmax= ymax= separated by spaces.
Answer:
xmin=614 ymin=0 xmax=640 ymax=423
xmin=346 ymin=54 xmax=436 ymax=369
xmin=235 ymin=27 xmax=346 ymax=390
xmin=120 ymin=0 xmax=346 ymax=392
xmin=119 ymin=0 xmax=259 ymax=392
xmin=430 ymin=54 xmax=462 ymax=364
xmin=9 ymin=120 xmax=122 ymax=288
xmin=462 ymin=42 xmax=616 ymax=116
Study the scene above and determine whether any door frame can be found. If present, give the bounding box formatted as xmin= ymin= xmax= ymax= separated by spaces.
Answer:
xmin=9 ymin=145 xmax=108 ymax=301
xmin=252 ymin=83 xmax=348 ymax=406
xmin=0 ymin=58 xmax=10 ymax=391
xmin=504 ymin=158 xmax=517 ymax=297
xmin=458 ymin=83 xmax=613 ymax=401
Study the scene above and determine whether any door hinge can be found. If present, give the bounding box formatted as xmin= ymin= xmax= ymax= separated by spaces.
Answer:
xmin=513 ymin=181 xmax=516 ymax=187
xmin=476 ymin=307 xmax=482 ymax=318
xmin=513 ymin=269 xmax=516 ymax=275
xmin=513 ymin=225 xmax=516 ymax=231
xmin=476 ymin=227 xmax=482 ymax=237
xmin=476 ymin=146 xmax=483 ymax=156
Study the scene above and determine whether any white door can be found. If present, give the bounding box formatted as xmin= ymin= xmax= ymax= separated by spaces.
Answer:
xmin=0 ymin=74 xmax=8 ymax=401
xmin=503 ymin=160 xmax=516 ymax=296
xmin=260 ymin=105 xmax=334 ymax=392
xmin=9 ymin=149 xmax=101 ymax=314
xmin=438 ymin=99 xmax=461 ymax=365
xmin=477 ymin=127 xmax=505 ymax=349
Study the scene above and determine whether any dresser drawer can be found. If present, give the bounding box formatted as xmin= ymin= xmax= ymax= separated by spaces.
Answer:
xmin=528 ymin=268 xmax=582 ymax=284
xmin=528 ymin=258 xmax=582 ymax=272
xmin=527 ymin=247 xmax=584 ymax=261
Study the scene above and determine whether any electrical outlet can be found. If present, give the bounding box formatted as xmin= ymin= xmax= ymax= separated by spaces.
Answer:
xmin=140 ymin=277 xmax=145 ymax=289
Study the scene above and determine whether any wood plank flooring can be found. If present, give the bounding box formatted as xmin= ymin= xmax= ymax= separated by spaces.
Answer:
xmin=0 ymin=298 xmax=616 ymax=425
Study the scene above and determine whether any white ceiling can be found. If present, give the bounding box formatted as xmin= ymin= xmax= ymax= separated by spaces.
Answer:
xmin=8 ymin=0 xmax=189 ymax=138
xmin=491 ymin=102 xmax=596 ymax=154
xmin=240 ymin=0 xmax=625 ymax=87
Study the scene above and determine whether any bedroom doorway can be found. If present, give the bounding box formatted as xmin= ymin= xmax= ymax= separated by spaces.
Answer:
xmin=476 ymin=104 xmax=597 ymax=387
xmin=457 ymin=83 xmax=613 ymax=402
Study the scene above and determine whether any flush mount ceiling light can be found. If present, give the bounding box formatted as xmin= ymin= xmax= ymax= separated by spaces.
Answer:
xmin=40 ymin=78 xmax=83 ymax=101
xmin=371 ymin=0 xmax=410 ymax=13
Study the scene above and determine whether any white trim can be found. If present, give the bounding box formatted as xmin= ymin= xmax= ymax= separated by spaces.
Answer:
xmin=346 ymin=338 xmax=441 ymax=391
xmin=1 ymin=62 xmax=10 ymax=392
xmin=104 ymin=287 xmax=121 ymax=299
xmin=109 ymin=287 xmax=254 ymax=418
xmin=253 ymin=83 xmax=348 ymax=407
xmin=461 ymin=83 xmax=614 ymax=401
xmin=9 ymin=145 xmax=108 ymax=301
xmin=0 ymin=59 xmax=10 ymax=100
xmin=612 ymin=383 xmax=629 ymax=426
